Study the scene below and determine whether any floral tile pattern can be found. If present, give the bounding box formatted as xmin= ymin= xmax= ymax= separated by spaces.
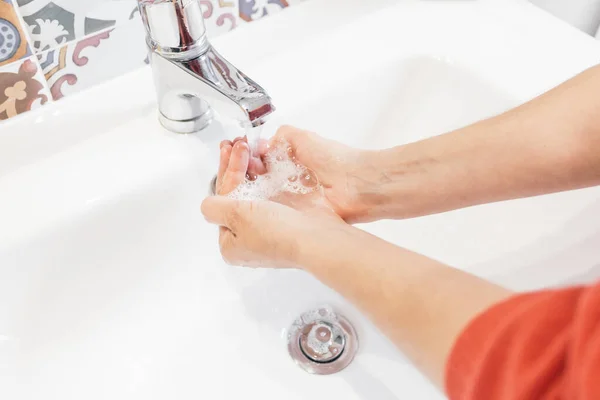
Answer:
xmin=0 ymin=55 xmax=49 ymax=120
xmin=0 ymin=0 xmax=307 ymax=124
xmin=37 ymin=17 xmax=146 ymax=100
xmin=16 ymin=0 xmax=138 ymax=53
xmin=0 ymin=0 xmax=32 ymax=67
xmin=201 ymin=0 xmax=240 ymax=37
xmin=239 ymin=0 xmax=289 ymax=22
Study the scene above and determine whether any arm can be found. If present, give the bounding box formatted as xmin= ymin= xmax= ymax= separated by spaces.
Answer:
xmin=363 ymin=65 xmax=600 ymax=220
xmin=202 ymin=140 xmax=512 ymax=390
xmin=203 ymin=192 xmax=512 ymax=390
xmin=203 ymin=134 xmax=600 ymax=398
xmin=204 ymin=190 xmax=600 ymax=398
xmin=299 ymin=223 xmax=511 ymax=389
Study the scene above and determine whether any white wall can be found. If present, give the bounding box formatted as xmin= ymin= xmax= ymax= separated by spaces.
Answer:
xmin=530 ymin=0 xmax=600 ymax=35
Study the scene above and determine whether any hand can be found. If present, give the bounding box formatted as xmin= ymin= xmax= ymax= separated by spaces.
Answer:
xmin=203 ymin=136 xmax=346 ymax=268
xmin=271 ymin=126 xmax=381 ymax=223
xmin=202 ymin=196 xmax=348 ymax=268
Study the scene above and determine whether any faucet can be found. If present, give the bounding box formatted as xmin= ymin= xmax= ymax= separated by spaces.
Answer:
xmin=137 ymin=0 xmax=275 ymax=133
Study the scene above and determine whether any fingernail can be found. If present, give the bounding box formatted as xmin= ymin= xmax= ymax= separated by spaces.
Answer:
xmin=242 ymin=135 xmax=248 ymax=143
xmin=234 ymin=140 xmax=247 ymax=149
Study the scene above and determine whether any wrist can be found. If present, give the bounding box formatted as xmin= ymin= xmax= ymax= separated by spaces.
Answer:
xmin=294 ymin=220 xmax=359 ymax=271
xmin=351 ymin=147 xmax=412 ymax=222
xmin=354 ymin=142 xmax=465 ymax=221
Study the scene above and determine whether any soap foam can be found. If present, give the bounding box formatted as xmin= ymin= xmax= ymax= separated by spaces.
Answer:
xmin=226 ymin=139 xmax=320 ymax=201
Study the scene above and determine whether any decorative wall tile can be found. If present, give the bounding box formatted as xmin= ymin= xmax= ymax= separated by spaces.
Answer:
xmin=37 ymin=18 xmax=146 ymax=100
xmin=0 ymin=0 xmax=308 ymax=124
xmin=16 ymin=0 xmax=138 ymax=53
xmin=238 ymin=0 xmax=289 ymax=23
xmin=202 ymin=0 xmax=299 ymax=36
xmin=0 ymin=56 xmax=50 ymax=120
xmin=0 ymin=0 xmax=32 ymax=67
xmin=201 ymin=0 xmax=240 ymax=37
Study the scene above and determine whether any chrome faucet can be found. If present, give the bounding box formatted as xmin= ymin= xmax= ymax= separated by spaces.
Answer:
xmin=138 ymin=0 xmax=275 ymax=133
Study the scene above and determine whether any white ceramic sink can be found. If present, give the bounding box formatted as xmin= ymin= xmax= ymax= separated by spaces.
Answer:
xmin=2 ymin=0 xmax=600 ymax=399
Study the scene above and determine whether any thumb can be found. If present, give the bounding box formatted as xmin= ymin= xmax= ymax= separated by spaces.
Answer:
xmin=271 ymin=126 xmax=323 ymax=167
xmin=201 ymin=196 xmax=243 ymax=229
xmin=272 ymin=125 xmax=314 ymax=148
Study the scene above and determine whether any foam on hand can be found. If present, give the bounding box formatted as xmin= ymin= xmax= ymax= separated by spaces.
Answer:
xmin=226 ymin=139 xmax=320 ymax=201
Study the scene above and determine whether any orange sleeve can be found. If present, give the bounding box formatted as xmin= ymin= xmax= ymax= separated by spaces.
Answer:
xmin=445 ymin=282 xmax=600 ymax=400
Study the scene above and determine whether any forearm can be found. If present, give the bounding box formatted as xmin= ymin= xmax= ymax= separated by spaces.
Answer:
xmin=300 ymin=226 xmax=512 ymax=390
xmin=363 ymin=65 xmax=600 ymax=220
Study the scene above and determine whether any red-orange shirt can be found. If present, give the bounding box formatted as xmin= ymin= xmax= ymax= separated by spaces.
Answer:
xmin=446 ymin=282 xmax=600 ymax=400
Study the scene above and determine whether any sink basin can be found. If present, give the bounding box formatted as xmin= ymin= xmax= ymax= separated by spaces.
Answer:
xmin=2 ymin=0 xmax=600 ymax=399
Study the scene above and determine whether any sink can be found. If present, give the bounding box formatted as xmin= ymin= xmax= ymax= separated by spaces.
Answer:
xmin=2 ymin=0 xmax=600 ymax=399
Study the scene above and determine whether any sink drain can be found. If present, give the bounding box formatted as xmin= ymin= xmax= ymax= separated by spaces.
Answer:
xmin=287 ymin=306 xmax=358 ymax=375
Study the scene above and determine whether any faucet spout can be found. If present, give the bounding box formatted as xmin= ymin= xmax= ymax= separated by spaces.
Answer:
xmin=138 ymin=0 xmax=275 ymax=133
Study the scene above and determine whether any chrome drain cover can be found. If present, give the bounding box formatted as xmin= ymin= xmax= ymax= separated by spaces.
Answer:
xmin=287 ymin=306 xmax=358 ymax=375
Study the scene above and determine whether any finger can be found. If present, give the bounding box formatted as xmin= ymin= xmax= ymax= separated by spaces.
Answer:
xmin=201 ymin=196 xmax=240 ymax=228
xmin=219 ymin=226 xmax=229 ymax=237
xmin=220 ymin=140 xmax=232 ymax=149
xmin=216 ymin=144 xmax=233 ymax=192
xmin=270 ymin=126 xmax=303 ymax=160
xmin=220 ymin=140 xmax=250 ymax=194
xmin=248 ymin=156 xmax=267 ymax=177
xmin=233 ymin=135 xmax=248 ymax=151
xmin=246 ymin=138 xmax=268 ymax=178
xmin=219 ymin=228 xmax=237 ymax=265
xmin=272 ymin=125 xmax=306 ymax=146
xmin=218 ymin=144 xmax=233 ymax=179
xmin=271 ymin=126 xmax=323 ymax=167
xmin=256 ymin=139 xmax=269 ymax=157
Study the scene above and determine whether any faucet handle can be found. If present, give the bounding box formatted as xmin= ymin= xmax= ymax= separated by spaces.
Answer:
xmin=138 ymin=0 xmax=208 ymax=57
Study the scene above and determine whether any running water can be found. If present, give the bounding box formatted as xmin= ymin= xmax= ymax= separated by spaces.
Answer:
xmin=245 ymin=125 xmax=263 ymax=158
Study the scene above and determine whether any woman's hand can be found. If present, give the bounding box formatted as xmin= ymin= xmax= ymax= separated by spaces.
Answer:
xmin=271 ymin=126 xmax=383 ymax=223
xmin=203 ymin=135 xmax=347 ymax=268
xmin=201 ymin=196 xmax=347 ymax=268
xmin=221 ymin=126 xmax=391 ymax=223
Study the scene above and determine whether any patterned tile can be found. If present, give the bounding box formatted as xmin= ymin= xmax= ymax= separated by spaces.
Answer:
xmin=238 ymin=0 xmax=289 ymax=23
xmin=0 ymin=55 xmax=50 ymax=120
xmin=202 ymin=0 xmax=297 ymax=36
xmin=0 ymin=0 xmax=32 ymax=67
xmin=37 ymin=18 xmax=146 ymax=100
xmin=201 ymin=0 xmax=240 ymax=37
xmin=0 ymin=0 xmax=308 ymax=123
xmin=16 ymin=0 xmax=138 ymax=53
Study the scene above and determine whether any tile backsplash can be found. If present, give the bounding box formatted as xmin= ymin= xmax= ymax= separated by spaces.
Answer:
xmin=0 ymin=0 xmax=303 ymax=122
